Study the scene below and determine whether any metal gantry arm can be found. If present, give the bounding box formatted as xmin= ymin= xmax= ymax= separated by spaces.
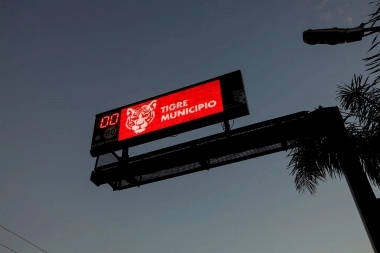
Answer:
xmin=90 ymin=106 xmax=380 ymax=253
xmin=90 ymin=110 xmax=310 ymax=189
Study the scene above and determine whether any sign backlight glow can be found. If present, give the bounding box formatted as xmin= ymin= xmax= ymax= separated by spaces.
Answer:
xmin=118 ymin=80 xmax=223 ymax=141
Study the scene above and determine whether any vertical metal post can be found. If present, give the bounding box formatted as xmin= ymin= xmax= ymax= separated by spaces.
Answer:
xmin=120 ymin=148 xmax=129 ymax=179
xmin=111 ymin=149 xmax=129 ymax=191
xmin=119 ymin=148 xmax=139 ymax=188
xmin=94 ymin=156 xmax=100 ymax=171
xmin=224 ymin=120 xmax=231 ymax=137
xmin=122 ymin=148 xmax=129 ymax=166
xmin=329 ymin=108 xmax=380 ymax=253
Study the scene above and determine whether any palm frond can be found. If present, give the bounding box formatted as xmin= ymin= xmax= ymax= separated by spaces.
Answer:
xmin=364 ymin=1 xmax=380 ymax=74
xmin=287 ymin=136 xmax=342 ymax=194
xmin=337 ymin=75 xmax=380 ymax=131
xmin=367 ymin=40 xmax=380 ymax=53
xmin=350 ymin=127 xmax=380 ymax=186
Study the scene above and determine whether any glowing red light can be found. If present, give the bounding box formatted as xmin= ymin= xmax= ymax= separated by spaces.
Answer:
xmin=99 ymin=113 xmax=120 ymax=128
xmin=100 ymin=116 xmax=109 ymax=128
xmin=118 ymin=80 xmax=223 ymax=141
xmin=109 ymin=113 xmax=119 ymax=126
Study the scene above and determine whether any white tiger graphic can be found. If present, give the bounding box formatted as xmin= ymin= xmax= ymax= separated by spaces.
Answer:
xmin=126 ymin=100 xmax=157 ymax=134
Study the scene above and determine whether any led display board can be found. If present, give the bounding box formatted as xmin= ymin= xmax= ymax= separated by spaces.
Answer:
xmin=90 ymin=70 xmax=249 ymax=157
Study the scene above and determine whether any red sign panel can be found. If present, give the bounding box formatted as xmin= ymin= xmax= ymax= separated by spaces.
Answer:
xmin=91 ymin=70 xmax=249 ymax=157
xmin=118 ymin=80 xmax=223 ymax=141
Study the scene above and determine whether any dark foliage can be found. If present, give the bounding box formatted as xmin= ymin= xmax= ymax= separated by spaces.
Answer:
xmin=287 ymin=136 xmax=342 ymax=194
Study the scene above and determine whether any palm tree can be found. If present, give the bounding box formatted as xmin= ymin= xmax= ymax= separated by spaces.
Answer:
xmin=287 ymin=1 xmax=380 ymax=194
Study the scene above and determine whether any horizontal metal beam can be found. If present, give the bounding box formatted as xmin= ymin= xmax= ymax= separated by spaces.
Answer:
xmin=90 ymin=107 xmax=334 ymax=190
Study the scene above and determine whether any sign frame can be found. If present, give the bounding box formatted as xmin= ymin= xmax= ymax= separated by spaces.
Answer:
xmin=90 ymin=70 xmax=249 ymax=157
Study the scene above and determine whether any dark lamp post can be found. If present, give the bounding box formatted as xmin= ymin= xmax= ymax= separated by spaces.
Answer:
xmin=303 ymin=24 xmax=380 ymax=45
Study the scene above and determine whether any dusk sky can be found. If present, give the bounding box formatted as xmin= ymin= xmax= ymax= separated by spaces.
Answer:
xmin=1 ymin=1 xmax=379 ymax=253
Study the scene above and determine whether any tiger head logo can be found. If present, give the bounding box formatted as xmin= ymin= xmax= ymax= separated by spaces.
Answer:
xmin=126 ymin=100 xmax=157 ymax=134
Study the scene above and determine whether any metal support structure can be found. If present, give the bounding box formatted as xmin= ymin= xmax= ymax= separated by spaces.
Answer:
xmin=199 ymin=159 xmax=210 ymax=170
xmin=327 ymin=108 xmax=380 ymax=253
xmin=121 ymin=148 xmax=129 ymax=165
xmin=91 ymin=110 xmax=310 ymax=188
xmin=94 ymin=156 xmax=99 ymax=171
xmin=116 ymin=148 xmax=140 ymax=189
xmin=223 ymin=120 xmax=231 ymax=133
xmin=90 ymin=106 xmax=380 ymax=252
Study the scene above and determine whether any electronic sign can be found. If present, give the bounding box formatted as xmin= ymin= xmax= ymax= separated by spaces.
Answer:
xmin=90 ymin=70 xmax=249 ymax=157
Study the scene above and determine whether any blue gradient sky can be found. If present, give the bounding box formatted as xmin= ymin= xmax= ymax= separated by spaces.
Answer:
xmin=1 ymin=1 xmax=379 ymax=253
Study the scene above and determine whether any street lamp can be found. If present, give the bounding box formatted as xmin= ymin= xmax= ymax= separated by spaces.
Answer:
xmin=303 ymin=23 xmax=380 ymax=45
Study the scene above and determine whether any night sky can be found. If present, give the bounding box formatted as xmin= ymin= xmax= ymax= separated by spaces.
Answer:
xmin=1 ymin=1 xmax=379 ymax=253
